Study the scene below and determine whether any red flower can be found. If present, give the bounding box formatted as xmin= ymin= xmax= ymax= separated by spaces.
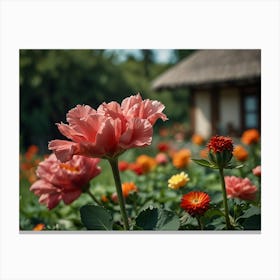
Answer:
xmin=207 ymin=135 xmax=233 ymax=153
xmin=128 ymin=163 xmax=144 ymax=175
xmin=118 ymin=161 xmax=129 ymax=171
xmin=30 ymin=154 xmax=101 ymax=209
xmin=180 ymin=191 xmax=211 ymax=216
xmin=157 ymin=142 xmax=170 ymax=152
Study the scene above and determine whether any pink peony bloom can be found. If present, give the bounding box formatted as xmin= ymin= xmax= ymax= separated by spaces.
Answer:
xmin=30 ymin=154 xmax=101 ymax=209
xmin=225 ymin=176 xmax=258 ymax=201
xmin=49 ymin=93 xmax=167 ymax=162
xmin=252 ymin=165 xmax=261 ymax=177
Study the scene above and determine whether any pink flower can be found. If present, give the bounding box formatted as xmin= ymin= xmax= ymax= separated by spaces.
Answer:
xmin=252 ymin=165 xmax=261 ymax=177
xmin=49 ymin=93 xmax=167 ymax=162
xmin=225 ymin=176 xmax=258 ymax=201
xmin=155 ymin=152 xmax=169 ymax=165
xmin=30 ymin=154 xmax=101 ymax=209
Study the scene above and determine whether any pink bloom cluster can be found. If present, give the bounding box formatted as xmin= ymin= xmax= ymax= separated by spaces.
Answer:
xmin=49 ymin=94 xmax=167 ymax=162
xmin=30 ymin=154 xmax=101 ymax=209
xmin=225 ymin=176 xmax=258 ymax=201
xmin=252 ymin=165 xmax=261 ymax=177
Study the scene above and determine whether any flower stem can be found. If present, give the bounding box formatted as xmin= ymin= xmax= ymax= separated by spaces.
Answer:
xmin=218 ymin=168 xmax=232 ymax=230
xmin=86 ymin=189 xmax=102 ymax=206
xmin=108 ymin=157 xmax=130 ymax=230
xmin=196 ymin=216 xmax=203 ymax=230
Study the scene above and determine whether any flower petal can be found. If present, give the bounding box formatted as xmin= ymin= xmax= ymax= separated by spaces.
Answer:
xmin=48 ymin=140 xmax=80 ymax=162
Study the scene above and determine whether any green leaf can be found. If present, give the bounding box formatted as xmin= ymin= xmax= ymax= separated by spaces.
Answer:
xmin=135 ymin=207 xmax=180 ymax=230
xmin=80 ymin=204 xmax=113 ymax=230
xmin=237 ymin=206 xmax=261 ymax=221
xmin=225 ymin=163 xmax=244 ymax=169
xmin=191 ymin=159 xmax=218 ymax=169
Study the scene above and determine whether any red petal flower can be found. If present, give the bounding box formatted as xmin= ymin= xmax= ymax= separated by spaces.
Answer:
xmin=181 ymin=191 xmax=211 ymax=216
xmin=207 ymin=135 xmax=233 ymax=153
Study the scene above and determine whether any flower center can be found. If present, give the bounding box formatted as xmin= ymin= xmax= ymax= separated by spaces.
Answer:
xmin=59 ymin=163 xmax=80 ymax=173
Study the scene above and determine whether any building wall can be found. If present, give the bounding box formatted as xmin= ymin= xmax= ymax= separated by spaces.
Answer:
xmin=194 ymin=91 xmax=211 ymax=138
xmin=219 ymin=88 xmax=240 ymax=135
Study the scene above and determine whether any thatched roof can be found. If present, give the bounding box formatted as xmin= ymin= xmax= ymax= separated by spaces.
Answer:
xmin=152 ymin=50 xmax=261 ymax=90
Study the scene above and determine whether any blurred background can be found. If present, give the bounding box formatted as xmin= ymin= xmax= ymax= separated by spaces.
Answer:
xmin=20 ymin=49 xmax=195 ymax=153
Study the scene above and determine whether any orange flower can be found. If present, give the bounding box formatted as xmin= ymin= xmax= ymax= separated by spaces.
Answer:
xmin=191 ymin=134 xmax=204 ymax=146
xmin=136 ymin=155 xmax=157 ymax=173
xmin=33 ymin=223 xmax=45 ymax=231
xmin=180 ymin=191 xmax=211 ymax=216
xmin=101 ymin=194 xmax=109 ymax=203
xmin=172 ymin=149 xmax=191 ymax=169
xmin=122 ymin=182 xmax=138 ymax=198
xmin=199 ymin=147 xmax=208 ymax=159
xmin=241 ymin=129 xmax=260 ymax=145
xmin=233 ymin=145 xmax=248 ymax=161
xmin=207 ymin=135 xmax=233 ymax=153
xmin=25 ymin=145 xmax=39 ymax=160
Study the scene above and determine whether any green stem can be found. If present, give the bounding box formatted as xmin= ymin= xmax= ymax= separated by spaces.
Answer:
xmin=86 ymin=189 xmax=102 ymax=206
xmin=196 ymin=216 xmax=203 ymax=230
xmin=219 ymin=168 xmax=232 ymax=230
xmin=108 ymin=157 xmax=130 ymax=230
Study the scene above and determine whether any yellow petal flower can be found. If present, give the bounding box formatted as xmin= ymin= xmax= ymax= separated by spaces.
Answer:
xmin=168 ymin=172 xmax=190 ymax=190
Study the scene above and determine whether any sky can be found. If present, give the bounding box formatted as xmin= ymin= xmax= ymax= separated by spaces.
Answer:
xmin=105 ymin=49 xmax=176 ymax=64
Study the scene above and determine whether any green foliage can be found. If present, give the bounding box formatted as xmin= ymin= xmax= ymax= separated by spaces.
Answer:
xmin=80 ymin=205 xmax=113 ymax=230
xmin=135 ymin=207 xmax=180 ymax=230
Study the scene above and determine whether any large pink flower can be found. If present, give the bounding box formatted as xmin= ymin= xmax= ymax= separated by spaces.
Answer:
xmin=30 ymin=154 xmax=101 ymax=209
xmin=48 ymin=93 xmax=168 ymax=162
xmin=225 ymin=176 xmax=258 ymax=201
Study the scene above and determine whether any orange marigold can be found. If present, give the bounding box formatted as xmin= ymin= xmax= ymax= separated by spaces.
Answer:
xmin=122 ymin=182 xmax=138 ymax=197
xmin=233 ymin=145 xmax=248 ymax=161
xmin=191 ymin=134 xmax=204 ymax=146
xmin=180 ymin=191 xmax=211 ymax=217
xmin=136 ymin=155 xmax=157 ymax=173
xmin=172 ymin=149 xmax=191 ymax=169
xmin=241 ymin=129 xmax=260 ymax=145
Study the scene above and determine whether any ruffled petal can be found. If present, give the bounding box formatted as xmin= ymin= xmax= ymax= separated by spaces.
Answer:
xmin=48 ymin=140 xmax=80 ymax=162
xmin=119 ymin=118 xmax=152 ymax=149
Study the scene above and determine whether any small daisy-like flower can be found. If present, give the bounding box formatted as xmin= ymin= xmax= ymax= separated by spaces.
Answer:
xmin=168 ymin=172 xmax=190 ymax=190
xmin=207 ymin=135 xmax=233 ymax=153
xmin=181 ymin=191 xmax=211 ymax=216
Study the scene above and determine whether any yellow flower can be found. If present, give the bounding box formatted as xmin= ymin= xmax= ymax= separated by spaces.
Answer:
xmin=168 ymin=172 xmax=190 ymax=190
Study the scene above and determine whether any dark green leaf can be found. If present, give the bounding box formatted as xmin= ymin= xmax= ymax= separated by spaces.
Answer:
xmin=135 ymin=207 xmax=180 ymax=230
xmin=242 ymin=215 xmax=261 ymax=230
xmin=80 ymin=204 xmax=113 ymax=230
xmin=237 ymin=206 xmax=261 ymax=221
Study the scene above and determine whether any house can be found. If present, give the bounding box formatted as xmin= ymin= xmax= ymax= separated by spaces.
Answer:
xmin=152 ymin=50 xmax=261 ymax=139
